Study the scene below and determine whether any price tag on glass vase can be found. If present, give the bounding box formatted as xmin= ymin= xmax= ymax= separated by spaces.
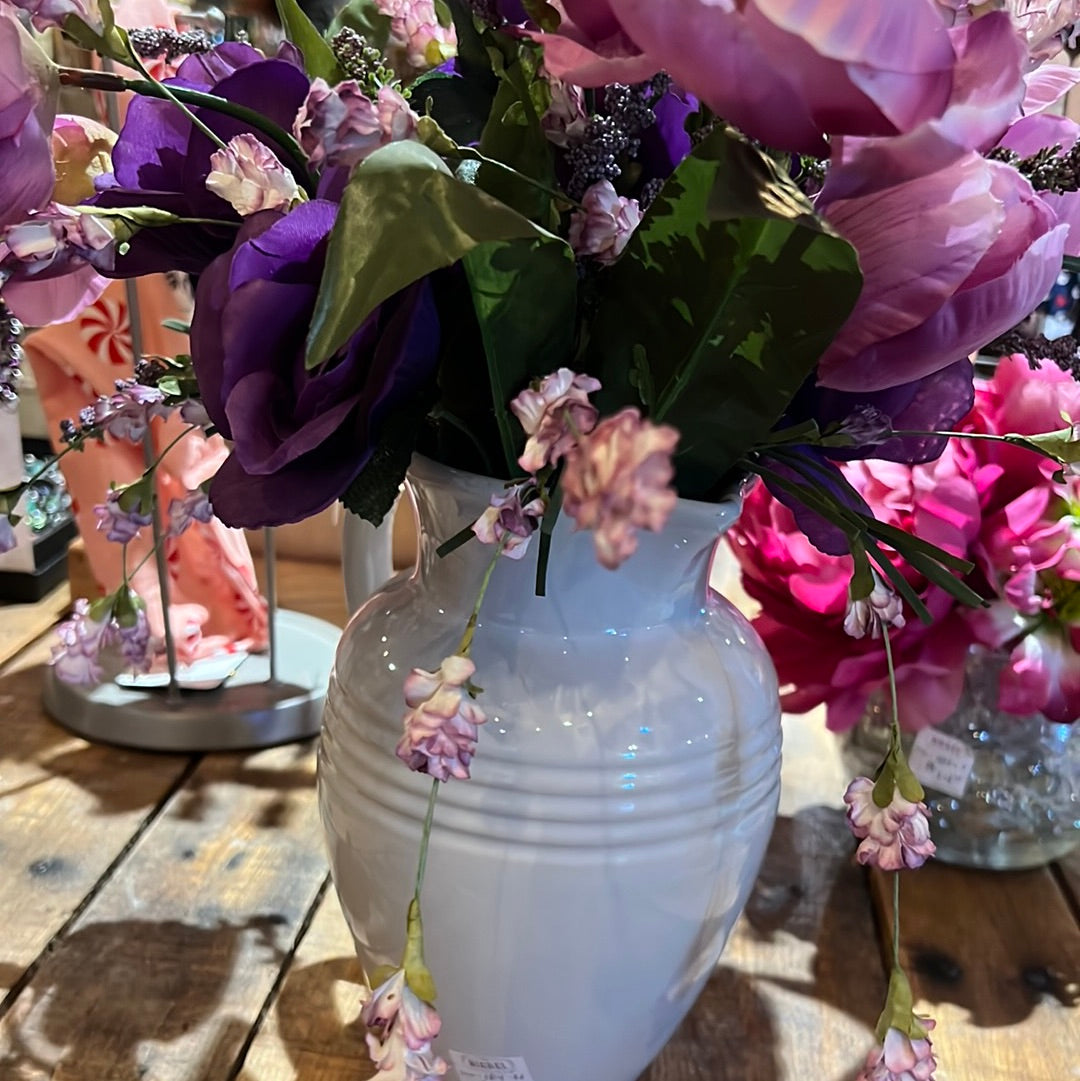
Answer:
xmin=449 ymin=1051 xmax=534 ymax=1081
xmin=908 ymin=727 xmax=976 ymax=799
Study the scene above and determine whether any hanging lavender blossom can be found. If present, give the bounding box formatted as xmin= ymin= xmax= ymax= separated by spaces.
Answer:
xmin=94 ymin=485 xmax=153 ymax=544
xmin=167 ymin=489 xmax=214 ymax=537
xmin=51 ymin=598 xmax=111 ymax=686
xmin=0 ymin=299 xmax=23 ymax=408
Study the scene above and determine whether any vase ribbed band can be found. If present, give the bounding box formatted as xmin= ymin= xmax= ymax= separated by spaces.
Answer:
xmin=318 ymin=456 xmax=782 ymax=1081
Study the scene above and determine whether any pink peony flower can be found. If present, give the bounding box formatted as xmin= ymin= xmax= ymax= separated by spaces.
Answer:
xmin=396 ymin=655 xmax=488 ymax=781
xmin=568 ymin=180 xmax=642 ymax=265
xmin=844 ymin=777 xmax=937 ymax=870
xmin=472 ymin=483 xmax=546 ymax=559
xmin=205 ymin=134 xmax=300 ymax=216
xmin=294 ymin=79 xmax=418 ymax=171
xmin=510 ymin=367 xmax=602 ymax=474
xmin=857 ymin=1019 xmax=938 ymax=1081
xmin=561 ymin=407 xmax=679 ymax=570
xmin=728 ymin=458 xmax=980 ymax=732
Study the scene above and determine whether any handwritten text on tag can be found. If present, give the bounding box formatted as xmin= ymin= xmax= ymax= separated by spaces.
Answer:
xmin=908 ymin=727 xmax=975 ymax=799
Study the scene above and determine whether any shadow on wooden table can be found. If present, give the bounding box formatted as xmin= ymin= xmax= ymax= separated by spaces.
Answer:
xmin=0 ymin=915 xmax=287 ymax=1080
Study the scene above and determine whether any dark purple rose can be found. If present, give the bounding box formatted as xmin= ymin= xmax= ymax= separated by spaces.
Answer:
xmin=91 ymin=43 xmax=311 ymax=278
xmin=637 ymin=85 xmax=696 ymax=185
xmin=190 ymin=199 xmax=440 ymax=528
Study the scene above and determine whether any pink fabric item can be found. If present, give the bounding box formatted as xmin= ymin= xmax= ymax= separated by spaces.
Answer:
xmin=24 ymin=275 xmax=268 ymax=666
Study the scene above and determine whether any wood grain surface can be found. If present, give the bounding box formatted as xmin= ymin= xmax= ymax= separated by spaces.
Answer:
xmin=0 ymin=558 xmax=1077 ymax=1081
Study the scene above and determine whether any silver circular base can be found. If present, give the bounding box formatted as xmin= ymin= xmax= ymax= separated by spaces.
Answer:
xmin=42 ymin=609 xmax=340 ymax=752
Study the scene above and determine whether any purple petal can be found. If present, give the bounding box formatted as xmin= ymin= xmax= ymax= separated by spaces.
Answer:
xmin=228 ymin=200 xmax=337 ymax=290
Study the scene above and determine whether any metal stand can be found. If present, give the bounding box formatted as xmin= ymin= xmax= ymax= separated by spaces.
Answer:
xmin=38 ymin=173 xmax=341 ymax=750
xmin=42 ymin=608 xmax=339 ymax=751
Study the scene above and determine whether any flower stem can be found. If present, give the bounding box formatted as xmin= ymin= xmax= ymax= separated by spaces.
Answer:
xmin=880 ymin=619 xmax=902 ymax=753
xmin=892 ymin=870 xmax=901 ymax=968
xmin=58 ymin=67 xmax=316 ymax=196
xmin=455 ymin=537 xmax=508 ymax=657
xmin=413 ymin=777 xmax=441 ymax=901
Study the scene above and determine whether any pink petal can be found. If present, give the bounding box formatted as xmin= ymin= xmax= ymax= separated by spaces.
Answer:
xmin=2 ymin=262 xmax=109 ymax=325
xmin=1023 ymin=65 xmax=1080 ymax=113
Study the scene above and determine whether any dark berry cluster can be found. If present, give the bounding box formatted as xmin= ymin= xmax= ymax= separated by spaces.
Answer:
xmin=989 ymin=142 xmax=1080 ymax=194
xmin=331 ymin=27 xmax=401 ymax=97
xmin=127 ymin=27 xmax=212 ymax=62
xmin=565 ymin=74 xmax=672 ymax=200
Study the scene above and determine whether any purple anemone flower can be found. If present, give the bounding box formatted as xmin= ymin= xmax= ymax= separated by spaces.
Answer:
xmin=190 ymin=199 xmax=440 ymax=528
xmin=91 ymin=43 xmax=311 ymax=278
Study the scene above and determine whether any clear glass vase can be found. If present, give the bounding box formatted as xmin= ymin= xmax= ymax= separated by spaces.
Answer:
xmin=841 ymin=650 xmax=1080 ymax=870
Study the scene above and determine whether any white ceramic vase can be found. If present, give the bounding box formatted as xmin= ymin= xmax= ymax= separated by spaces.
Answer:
xmin=318 ymin=457 xmax=783 ymax=1081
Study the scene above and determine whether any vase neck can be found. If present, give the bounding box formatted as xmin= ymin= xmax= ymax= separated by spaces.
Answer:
xmin=404 ymin=457 xmax=741 ymax=632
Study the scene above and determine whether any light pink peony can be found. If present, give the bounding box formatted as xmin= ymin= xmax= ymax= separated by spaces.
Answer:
xmin=472 ymin=483 xmax=546 ymax=559
xmin=205 ymin=134 xmax=300 ymax=216
xmin=510 ymin=367 xmax=602 ymax=474
xmin=568 ymin=180 xmax=642 ymax=265
xmin=294 ymin=79 xmax=418 ymax=171
xmin=844 ymin=777 xmax=937 ymax=870
xmin=396 ymin=655 xmax=488 ymax=781
xmin=857 ymin=1019 xmax=938 ymax=1081
xmin=561 ymin=407 xmax=679 ymax=570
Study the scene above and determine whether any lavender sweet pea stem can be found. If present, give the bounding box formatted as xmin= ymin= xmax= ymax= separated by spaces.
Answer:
xmin=413 ymin=777 xmax=440 ymax=900
xmin=880 ymin=619 xmax=902 ymax=969
xmin=57 ymin=68 xmax=317 ymax=196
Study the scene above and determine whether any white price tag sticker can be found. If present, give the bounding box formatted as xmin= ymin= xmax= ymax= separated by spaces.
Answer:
xmin=449 ymin=1051 xmax=534 ymax=1081
xmin=908 ymin=727 xmax=975 ymax=799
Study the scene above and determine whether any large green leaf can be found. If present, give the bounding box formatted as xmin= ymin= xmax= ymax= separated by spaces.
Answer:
xmin=306 ymin=141 xmax=556 ymax=368
xmin=275 ymin=0 xmax=343 ymax=83
xmin=586 ymin=127 xmax=862 ymax=497
xmin=328 ymin=0 xmax=393 ymax=50
xmin=462 ymin=237 xmax=578 ymax=473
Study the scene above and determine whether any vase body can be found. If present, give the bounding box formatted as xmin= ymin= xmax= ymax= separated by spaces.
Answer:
xmin=318 ymin=457 xmax=782 ymax=1081
xmin=843 ymin=650 xmax=1080 ymax=870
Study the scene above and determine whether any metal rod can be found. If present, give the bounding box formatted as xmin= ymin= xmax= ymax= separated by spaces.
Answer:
xmin=264 ymin=527 xmax=278 ymax=683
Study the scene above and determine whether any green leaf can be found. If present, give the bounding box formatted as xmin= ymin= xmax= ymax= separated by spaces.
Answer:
xmin=587 ymin=127 xmax=862 ymax=497
xmin=402 ymin=898 xmax=438 ymax=1002
xmin=876 ymin=967 xmax=929 ymax=1043
xmin=275 ymin=0 xmax=343 ymax=83
xmin=329 ymin=0 xmax=393 ymax=50
xmin=461 ymin=236 xmax=578 ymax=474
xmin=63 ymin=0 xmax=128 ymax=63
xmin=306 ymin=141 xmax=554 ymax=369
xmin=160 ymin=319 xmax=190 ymax=335
xmin=476 ymin=52 xmax=556 ymax=225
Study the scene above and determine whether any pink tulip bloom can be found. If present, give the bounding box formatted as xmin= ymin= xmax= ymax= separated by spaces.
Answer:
xmin=857 ymin=1019 xmax=938 ymax=1081
xmin=578 ymin=0 xmax=961 ymax=155
xmin=510 ymin=367 xmax=601 ymax=474
xmin=844 ymin=777 xmax=937 ymax=871
xmin=561 ymin=407 xmax=679 ymax=570
xmin=816 ymin=150 xmax=1065 ymax=392
xmin=396 ymin=655 xmax=488 ymax=781
xmin=530 ymin=0 xmax=659 ymax=89
xmin=4 ymin=0 xmax=98 ymax=33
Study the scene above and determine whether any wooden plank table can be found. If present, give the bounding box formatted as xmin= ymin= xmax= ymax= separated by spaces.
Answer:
xmin=0 ymin=559 xmax=1077 ymax=1080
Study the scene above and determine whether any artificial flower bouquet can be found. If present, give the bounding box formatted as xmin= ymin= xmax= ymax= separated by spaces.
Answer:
xmin=4 ymin=0 xmax=1080 ymax=1076
xmin=730 ymin=353 xmax=1080 ymax=732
